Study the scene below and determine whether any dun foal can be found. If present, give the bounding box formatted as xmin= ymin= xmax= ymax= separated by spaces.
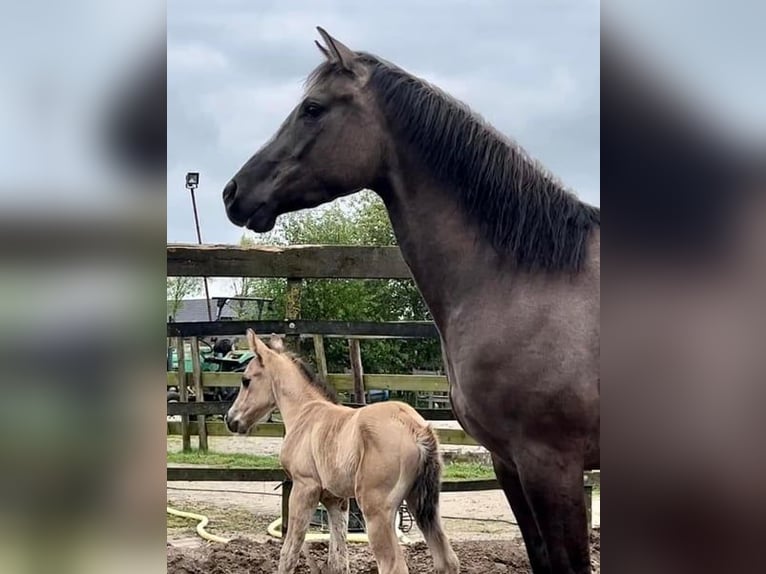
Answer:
xmin=225 ymin=329 xmax=459 ymax=574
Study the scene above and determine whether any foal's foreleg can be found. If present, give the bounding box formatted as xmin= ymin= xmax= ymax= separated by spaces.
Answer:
xmin=323 ymin=495 xmax=350 ymax=573
xmin=278 ymin=482 xmax=321 ymax=574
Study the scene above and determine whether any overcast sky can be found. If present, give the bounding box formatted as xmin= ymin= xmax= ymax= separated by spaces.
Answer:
xmin=167 ymin=0 xmax=601 ymax=245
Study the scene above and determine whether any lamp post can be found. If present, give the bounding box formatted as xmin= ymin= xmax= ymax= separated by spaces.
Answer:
xmin=185 ymin=172 xmax=212 ymax=321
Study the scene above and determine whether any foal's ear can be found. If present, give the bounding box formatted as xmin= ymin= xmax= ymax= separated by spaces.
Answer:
xmin=268 ymin=334 xmax=285 ymax=353
xmin=246 ymin=329 xmax=269 ymax=354
xmin=316 ymin=26 xmax=355 ymax=71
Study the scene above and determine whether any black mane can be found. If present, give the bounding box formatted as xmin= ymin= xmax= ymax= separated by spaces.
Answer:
xmin=285 ymin=351 xmax=338 ymax=403
xmin=309 ymin=55 xmax=600 ymax=272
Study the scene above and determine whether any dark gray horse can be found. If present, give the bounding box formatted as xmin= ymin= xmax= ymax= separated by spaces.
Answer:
xmin=223 ymin=28 xmax=600 ymax=574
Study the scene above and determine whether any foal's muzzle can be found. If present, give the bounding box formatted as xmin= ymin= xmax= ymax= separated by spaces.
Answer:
xmin=224 ymin=412 xmax=240 ymax=434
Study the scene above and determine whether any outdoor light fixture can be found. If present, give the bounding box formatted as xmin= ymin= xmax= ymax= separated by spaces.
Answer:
xmin=185 ymin=171 xmax=199 ymax=190
xmin=185 ymin=170 xmax=211 ymax=320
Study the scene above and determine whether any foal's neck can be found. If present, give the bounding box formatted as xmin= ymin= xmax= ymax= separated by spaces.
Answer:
xmin=272 ymin=369 xmax=327 ymax=431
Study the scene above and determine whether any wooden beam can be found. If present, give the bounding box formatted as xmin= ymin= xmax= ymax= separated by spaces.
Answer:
xmin=167 ymin=466 xmax=287 ymax=482
xmin=167 ymin=244 xmax=412 ymax=279
xmin=175 ymin=338 xmax=191 ymax=453
xmin=313 ymin=335 xmax=328 ymax=380
xmin=168 ymin=401 xmax=455 ymax=420
xmin=168 ymin=421 xmax=476 ymax=445
xmin=167 ymin=319 xmax=438 ymax=339
xmin=284 ymin=279 xmax=302 ymax=353
xmin=167 ymin=372 xmax=450 ymax=392
xmin=349 ymin=339 xmax=365 ymax=404
xmin=166 ymin=467 xmax=598 ymax=493
xmin=190 ymin=338 xmax=208 ymax=453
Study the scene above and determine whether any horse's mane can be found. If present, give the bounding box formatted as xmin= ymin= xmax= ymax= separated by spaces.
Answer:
xmin=284 ymin=351 xmax=338 ymax=403
xmin=308 ymin=56 xmax=600 ymax=272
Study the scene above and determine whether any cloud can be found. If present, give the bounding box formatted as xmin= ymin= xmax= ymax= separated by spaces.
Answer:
xmin=167 ymin=0 xmax=601 ymax=245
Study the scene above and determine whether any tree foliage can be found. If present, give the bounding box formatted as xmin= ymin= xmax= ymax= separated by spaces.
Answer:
xmin=167 ymin=276 xmax=202 ymax=319
xmin=235 ymin=193 xmax=441 ymax=375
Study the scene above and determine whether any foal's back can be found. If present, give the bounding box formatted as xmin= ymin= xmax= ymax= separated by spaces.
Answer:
xmin=282 ymin=399 xmax=433 ymax=500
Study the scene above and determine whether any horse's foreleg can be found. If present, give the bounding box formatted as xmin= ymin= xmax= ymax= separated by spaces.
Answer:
xmin=278 ymin=482 xmax=321 ymax=574
xmin=492 ymin=453 xmax=551 ymax=574
xmin=516 ymin=445 xmax=590 ymax=574
xmin=323 ymin=495 xmax=350 ymax=573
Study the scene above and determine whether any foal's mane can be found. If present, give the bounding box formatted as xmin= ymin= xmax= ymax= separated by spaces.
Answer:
xmin=308 ymin=56 xmax=600 ymax=272
xmin=284 ymin=351 xmax=338 ymax=403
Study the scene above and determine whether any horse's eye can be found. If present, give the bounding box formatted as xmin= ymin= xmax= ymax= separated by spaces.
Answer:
xmin=303 ymin=102 xmax=324 ymax=118
xmin=241 ymin=376 xmax=250 ymax=388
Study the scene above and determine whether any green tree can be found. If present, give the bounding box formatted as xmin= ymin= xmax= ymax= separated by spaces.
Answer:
xmin=237 ymin=192 xmax=441 ymax=374
xmin=166 ymin=276 xmax=202 ymax=320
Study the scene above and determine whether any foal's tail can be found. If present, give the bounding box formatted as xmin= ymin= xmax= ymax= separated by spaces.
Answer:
xmin=408 ymin=425 xmax=443 ymax=535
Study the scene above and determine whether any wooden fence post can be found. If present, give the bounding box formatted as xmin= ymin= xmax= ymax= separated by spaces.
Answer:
xmin=175 ymin=337 xmax=191 ymax=452
xmin=349 ymin=339 xmax=365 ymax=404
xmin=313 ymin=335 xmax=328 ymax=380
xmin=190 ymin=338 xmax=208 ymax=453
xmin=284 ymin=279 xmax=302 ymax=352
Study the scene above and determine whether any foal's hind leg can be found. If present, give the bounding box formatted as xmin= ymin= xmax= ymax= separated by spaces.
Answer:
xmin=515 ymin=446 xmax=591 ymax=574
xmin=359 ymin=499 xmax=408 ymax=574
xmin=405 ymin=493 xmax=459 ymax=574
xmin=492 ymin=454 xmax=551 ymax=574
xmin=322 ymin=494 xmax=350 ymax=574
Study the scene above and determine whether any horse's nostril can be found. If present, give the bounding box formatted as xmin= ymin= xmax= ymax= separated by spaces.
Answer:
xmin=223 ymin=179 xmax=237 ymax=202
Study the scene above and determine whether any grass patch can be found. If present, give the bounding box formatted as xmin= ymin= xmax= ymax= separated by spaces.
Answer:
xmin=167 ymin=450 xmax=495 ymax=480
xmin=168 ymin=450 xmax=280 ymax=468
xmin=442 ymin=461 xmax=495 ymax=480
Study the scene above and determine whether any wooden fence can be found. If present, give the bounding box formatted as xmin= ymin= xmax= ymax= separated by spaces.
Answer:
xmin=166 ymin=244 xmax=597 ymax=531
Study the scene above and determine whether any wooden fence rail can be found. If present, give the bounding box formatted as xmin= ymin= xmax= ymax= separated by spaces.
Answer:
xmin=166 ymin=466 xmax=598 ymax=532
xmin=167 ymin=421 xmax=478 ymax=446
xmin=168 ymin=371 xmax=448 ymax=391
xmin=168 ymin=401 xmax=455 ymax=420
xmin=168 ymin=244 xmax=411 ymax=279
xmin=167 ymin=319 xmax=439 ymax=339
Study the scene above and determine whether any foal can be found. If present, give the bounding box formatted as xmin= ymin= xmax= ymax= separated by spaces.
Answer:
xmin=225 ymin=329 xmax=459 ymax=574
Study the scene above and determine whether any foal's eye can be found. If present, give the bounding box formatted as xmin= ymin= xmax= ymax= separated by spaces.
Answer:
xmin=241 ymin=376 xmax=250 ymax=388
xmin=303 ymin=102 xmax=324 ymax=118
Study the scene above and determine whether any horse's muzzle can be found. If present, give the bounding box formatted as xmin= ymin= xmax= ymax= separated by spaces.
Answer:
xmin=223 ymin=412 xmax=239 ymax=434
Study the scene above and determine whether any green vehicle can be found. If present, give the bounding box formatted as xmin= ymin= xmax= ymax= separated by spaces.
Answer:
xmin=167 ymin=338 xmax=255 ymax=403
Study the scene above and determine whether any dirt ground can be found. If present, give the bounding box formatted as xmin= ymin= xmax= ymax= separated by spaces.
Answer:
xmin=167 ymin=529 xmax=600 ymax=573
xmin=167 ymin=433 xmax=601 ymax=571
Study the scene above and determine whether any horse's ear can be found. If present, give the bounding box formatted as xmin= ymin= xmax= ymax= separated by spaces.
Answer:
xmin=268 ymin=334 xmax=285 ymax=353
xmin=246 ymin=329 xmax=259 ymax=352
xmin=314 ymin=40 xmax=330 ymax=60
xmin=316 ymin=26 xmax=355 ymax=71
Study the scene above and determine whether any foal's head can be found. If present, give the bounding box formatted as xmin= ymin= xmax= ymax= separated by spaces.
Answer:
xmin=223 ymin=27 xmax=388 ymax=232
xmin=225 ymin=329 xmax=336 ymax=434
xmin=224 ymin=329 xmax=291 ymax=434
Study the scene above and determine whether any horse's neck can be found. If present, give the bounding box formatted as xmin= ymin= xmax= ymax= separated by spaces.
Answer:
xmin=378 ymin=166 xmax=503 ymax=329
xmin=272 ymin=375 xmax=314 ymax=430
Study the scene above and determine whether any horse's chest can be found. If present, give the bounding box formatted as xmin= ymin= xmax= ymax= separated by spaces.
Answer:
xmin=450 ymin=382 xmax=512 ymax=453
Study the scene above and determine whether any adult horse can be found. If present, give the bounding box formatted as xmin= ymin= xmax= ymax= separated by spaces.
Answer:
xmin=223 ymin=28 xmax=600 ymax=574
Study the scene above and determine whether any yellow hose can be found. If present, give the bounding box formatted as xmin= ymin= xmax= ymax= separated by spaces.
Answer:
xmin=266 ymin=517 xmax=412 ymax=545
xmin=167 ymin=506 xmax=231 ymax=544
xmin=168 ymin=505 xmax=411 ymax=546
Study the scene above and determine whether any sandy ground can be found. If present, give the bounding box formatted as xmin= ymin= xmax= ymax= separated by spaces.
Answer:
xmin=167 ymin=433 xmax=601 ymax=548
